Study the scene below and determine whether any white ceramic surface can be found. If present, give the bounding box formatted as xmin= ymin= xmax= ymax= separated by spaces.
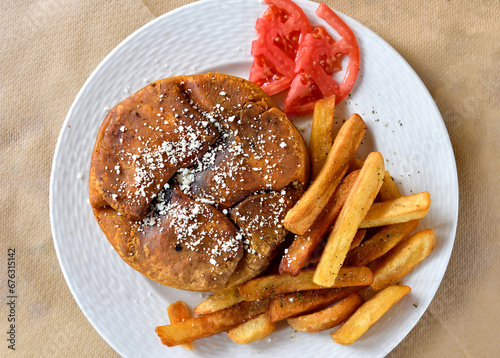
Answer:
xmin=50 ymin=0 xmax=459 ymax=357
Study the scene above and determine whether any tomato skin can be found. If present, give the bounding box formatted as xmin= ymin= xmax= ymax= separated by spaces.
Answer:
xmin=249 ymin=0 xmax=311 ymax=96
xmin=316 ymin=3 xmax=360 ymax=103
xmin=250 ymin=38 xmax=296 ymax=96
xmin=259 ymin=1 xmax=310 ymax=60
xmin=283 ymin=72 xmax=322 ymax=117
xmin=283 ymin=4 xmax=360 ymax=116
xmin=295 ymin=26 xmax=341 ymax=95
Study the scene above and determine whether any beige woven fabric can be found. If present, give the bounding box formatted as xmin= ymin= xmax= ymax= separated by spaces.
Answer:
xmin=1 ymin=0 xmax=498 ymax=356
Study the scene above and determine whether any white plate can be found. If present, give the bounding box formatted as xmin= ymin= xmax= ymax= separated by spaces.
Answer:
xmin=50 ymin=0 xmax=458 ymax=357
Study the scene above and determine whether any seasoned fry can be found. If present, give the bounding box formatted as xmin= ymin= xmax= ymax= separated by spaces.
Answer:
xmin=366 ymin=260 xmax=378 ymax=272
xmin=194 ymin=288 xmax=243 ymax=315
xmin=227 ymin=313 xmax=276 ymax=344
xmin=371 ymin=229 xmax=435 ymax=291
xmin=279 ymin=170 xmax=360 ymax=276
xmin=238 ymin=267 xmax=373 ymax=301
xmin=348 ymin=157 xmax=365 ymax=172
xmin=284 ymin=114 xmax=367 ymax=235
xmin=155 ymin=299 xmax=269 ymax=347
xmin=378 ymin=171 xmax=401 ymax=201
xmin=310 ymin=95 xmax=336 ymax=179
xmin=314 ymin=152 xmax=385 ymax=286
xmin=303 ymin=255 xmax=321 ymax=267
xmin=331 ymin=285 xmax=411 ymax=344
xmin=359 ymin=192 xmax=431 ymax=228
xmin=345 ymin=220 xmax=420 ymax=266
xmin=349 ymin=158 xmax=400 ymax=202
xmin=167 ymin=301 xmax=194 ymax=350
xmin=268 ymin=287 xmax=359 ymax=322
xmin=286 ymin=293 xmax=364 ymax=332
xmin=349 ymin=229 xmax=367 ymax=250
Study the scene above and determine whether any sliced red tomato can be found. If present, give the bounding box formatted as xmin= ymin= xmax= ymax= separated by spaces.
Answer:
xmin=283 ymin=4 xmax=360 ymax=116
xmin=282 ymin=73 xmax=322 ymax=117
xmin=249 ymin=0 xmax=311 ymax=96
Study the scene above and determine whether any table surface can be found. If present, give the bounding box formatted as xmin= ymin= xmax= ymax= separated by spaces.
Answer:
xmin=1 ymin=0 xmax=499 ymax=357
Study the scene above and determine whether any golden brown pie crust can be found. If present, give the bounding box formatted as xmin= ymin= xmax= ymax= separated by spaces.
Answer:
xmin=89 ymin=73 xmax=309 ymax=291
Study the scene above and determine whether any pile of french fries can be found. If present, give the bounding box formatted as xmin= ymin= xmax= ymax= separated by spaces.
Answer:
xmin=155 ymin=96 xmax=435 ymax=349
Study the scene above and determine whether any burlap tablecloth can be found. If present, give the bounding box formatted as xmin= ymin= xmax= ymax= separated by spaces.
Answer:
xmin=1 ymin=0 xmax=498 ymax=356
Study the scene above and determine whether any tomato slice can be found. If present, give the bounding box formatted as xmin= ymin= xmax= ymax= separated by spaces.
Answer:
xmin=282 ymin=72 xmax=323 ymax=117
xmin=316 ymin=3 xmax=360 ymax=100
xmin=283 ymin=4 xmax=360 ymax=116
xmin=249 ymin=0 xmax=311 ymax=96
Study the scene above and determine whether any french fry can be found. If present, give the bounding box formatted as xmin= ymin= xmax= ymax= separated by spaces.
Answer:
xmin=331 ymin=285 xmax=411 ymax=345
xmin=371 ymin=229 xmax=435 ymax=291
xmin=268 ymin=287 xmax=360 ymax=322
xmin=349 ymin=229 xmax=367 ymax=250
xmin=345 ymin=220 xmax=420 ymax=266
xmin=378 ymin=171 xmax=401 ymax=201
xmin=359 ymin=192 xmax=431 ymax=228
xmin=155 ymin=299 xmax=269 ymax=347
xmin=366 ymin=260 xmax=378 ymax=273
xmin=302 ymin=255 xmax=321 ymax=267
xmin=314 ymin=152 xmax=385 ymax=286
xmin=348 ymin=157 xmax=365 ymax=172
xmin=349 ymin=157 xmax=400 ymax=202
xmin=284 ymin=114 xmax=367 ymax=235
xmin=310 ymin=95 xmax=336 ymax=179
xmin=279 ymin=170 xmax=360 ymax=276
xmin=194 ymin=288 xmax=243 ymax=315
xmin=286 ymin=293 xmax=364 ymax=332
xmin=167 ymin=301 xmax=194 ymax=350
xmin=238 ymin=267 xmax=373 ymax=301
xmin=227 ymin=313 xmax=276 ymax=344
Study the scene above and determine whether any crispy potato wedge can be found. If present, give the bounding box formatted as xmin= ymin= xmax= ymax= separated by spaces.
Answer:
xmin=155 ymin=299 xmax=269 ymax=347
xmin=239 ymin=267 xmax=373 ymax=301
xmin=371 ymin=229 xmax=435 ymax=291
xmin=287 ymin=293 xmax=364 ymax=332
xmin=348 ymin=157 xmax=365 ymax=173
xmin=359 ymin=192 xmax=430 ymax=228
xmin=194 ymin=288 xmax=243 ymax=315
xmin=268 ymin=287 xmax=360 ymax=322
xmin=349 ymin=158 xmax=400 ymax=202
xmin=349 ymin=229 xmax=367 ymax=250
xmin=345 ymin=220 xmax=420 ymax=266
xmin=378 ymin=171 xmax=401 ymax=201
xmin=366 ymin=260 xmax=378 ymax=273
xmin=279 ymin=170 xmax=360 ymax=276
xmin=331 ymin=285 xmax=411 ymax=344
xmin=310 ymin=95 xmax=336 ymax=179
xmin=227 ymin=313 xmax=276 ymax=344
xmin=167 ymin=301 xmax=194 ymax=350
xmin=284 ymin=114 xmax=367 ymax=235
xmin=314 ymin=152 xmax=385 ymax=286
